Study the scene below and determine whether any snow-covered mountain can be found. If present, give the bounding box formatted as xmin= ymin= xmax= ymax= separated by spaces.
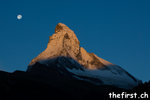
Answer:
xmin=28 ymin=23 xmax=140 ymax=89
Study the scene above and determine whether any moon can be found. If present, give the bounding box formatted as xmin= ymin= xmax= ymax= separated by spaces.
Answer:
xmin=17 ymin=14 xmax=22 ymax=20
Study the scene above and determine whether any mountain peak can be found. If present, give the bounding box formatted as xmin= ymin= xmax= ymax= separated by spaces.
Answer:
xmin=29 ymin=23 xmax=113 ymax=69
xmin=55 ymin=23 xmax=71 ymax=33
xmin=27 ymin=23 xmax=140 ymax=89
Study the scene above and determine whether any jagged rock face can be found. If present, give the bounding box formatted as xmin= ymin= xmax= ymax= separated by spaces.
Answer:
xmin=28 ymin=23 xmax=140 ymax=89
xmin=29 ymin=23 xmax=113 ymax=69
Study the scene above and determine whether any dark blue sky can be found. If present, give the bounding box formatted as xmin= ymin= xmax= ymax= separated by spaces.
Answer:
xmin=0 ymin=0 xmax=150 ymax=81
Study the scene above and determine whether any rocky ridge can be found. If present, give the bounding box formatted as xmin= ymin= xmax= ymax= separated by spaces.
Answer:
xmin=29 ymin=23 xmax=114 ymax=69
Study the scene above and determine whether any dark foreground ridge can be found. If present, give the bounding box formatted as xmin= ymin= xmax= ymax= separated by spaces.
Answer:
xmin=0 ymin=64 xmax=150 ymax=100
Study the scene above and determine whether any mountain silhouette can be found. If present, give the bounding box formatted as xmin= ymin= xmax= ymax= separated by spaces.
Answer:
xmin=0 ymin=23 xmax=149 ymax=100
xmin=28 ymin=23 xmax=140 ymax=89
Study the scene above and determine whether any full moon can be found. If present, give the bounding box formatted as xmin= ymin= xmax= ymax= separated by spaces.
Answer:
xmin=17 ymin=14 xmax=22 ymax=20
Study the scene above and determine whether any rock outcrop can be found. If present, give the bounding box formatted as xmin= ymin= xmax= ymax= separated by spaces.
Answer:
xmin=29 ymin=23 xmax=114 ymax=69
